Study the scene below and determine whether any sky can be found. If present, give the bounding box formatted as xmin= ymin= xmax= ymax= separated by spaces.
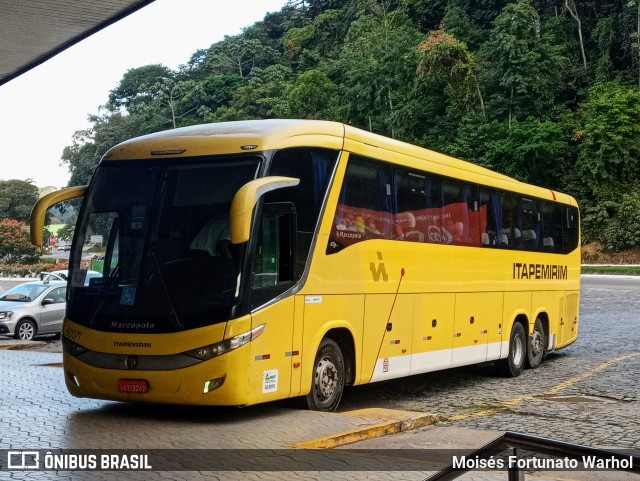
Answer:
xmin=0 ymin=0 xmax=289 ymax=189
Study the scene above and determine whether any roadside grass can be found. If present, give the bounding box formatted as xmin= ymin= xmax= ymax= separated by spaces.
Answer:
xmin=582 ymin=265 xmax=640 ymax=276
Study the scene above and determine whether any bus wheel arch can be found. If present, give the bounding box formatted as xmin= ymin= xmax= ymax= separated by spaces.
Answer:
xmin=496 ymin=317 xmax=527 ymax=377
xmin=526 ymin=314 xmax=548 ymax=369
xmin=306 ymin=328 xmax=354 ymax=412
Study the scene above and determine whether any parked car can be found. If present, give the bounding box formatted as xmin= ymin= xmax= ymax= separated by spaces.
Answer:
xmin=40 ymin=269 xmax=102 ymax=286
xmin=0 ymin=280 xmax=67 ymax=340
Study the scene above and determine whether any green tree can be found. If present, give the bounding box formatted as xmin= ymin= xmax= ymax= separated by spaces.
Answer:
xmin=177 ymin=74 xmax=243 ymax=124
xmin=0 ymin=219 xmax=41 ymax=265
xmin=601 ymin=192 xmax=640 ymax=251
xmin=577 ymin=81 xmax=640 ymax=185
xmin=287 ymin=70 xmax=340 ymax=119
xmin=56 ymin=223 xmax=75 ymax=242
xmin=442 ymin=2 xmax=486 ymax=50
xmin=62 ymin=113 xmax=138 ymax=186
xmin=593 ymin=17 xmax=615 ymax=82
xmin=401 ymin=0 xmax=447 ymax=32
xmin=211 ymin=64 xmax=294 ymax=120
xmin=341 ymin=5 xmax=422 ymax=138
xmin=108 ymin=65 xmax=175 ymax=111
xmin=454 ymin=116 xmax=570 ymax=187
xmin=129 ymin=78 xmax=200 ymax=130
xmin=0 ymin=180 xmax=39 ymax=222
xmin=416 ymin=27 xmax=484 ymax=118
xmin=480 ymin=0 xmax=566 ymax=124
xmin=204 ymin=36 xmax=279 ymax=78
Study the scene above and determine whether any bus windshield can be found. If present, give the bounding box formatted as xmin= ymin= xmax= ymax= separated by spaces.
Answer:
xmin=67 ymin=157 xmax=261 ymax=333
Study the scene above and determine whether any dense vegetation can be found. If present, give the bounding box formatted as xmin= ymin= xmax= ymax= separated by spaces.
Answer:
xmin=60 ymin=0 xmax=640 ymax=250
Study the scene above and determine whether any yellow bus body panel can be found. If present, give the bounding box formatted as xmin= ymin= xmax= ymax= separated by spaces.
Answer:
xmin=63 ymin=317 xmax=254 ymax=405
xmin=57 ymin=120 xmax=581 ymax=407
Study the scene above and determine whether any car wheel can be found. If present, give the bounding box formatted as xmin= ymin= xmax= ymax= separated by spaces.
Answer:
xmin=15 ymin=319 xmax=37 ymax=341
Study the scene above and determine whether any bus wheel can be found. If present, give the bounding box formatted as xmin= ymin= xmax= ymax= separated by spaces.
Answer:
xmin=306 ymin=338 xmax=345 ymax=412
xmin=496 ymin=322 xmax=526 ymax=377
xmin=525 ymin=318 xmax=546 ymax=369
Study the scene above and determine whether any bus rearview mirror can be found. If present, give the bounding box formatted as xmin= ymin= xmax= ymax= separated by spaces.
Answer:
xmin=229 ymin=176 xmax=300 ymax=244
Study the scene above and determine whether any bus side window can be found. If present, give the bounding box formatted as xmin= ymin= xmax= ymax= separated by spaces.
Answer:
xmin=519 ymin=198 xmax=540 ymax=250
xmin=479 ymin=189 xmax=511 ymax=248
xmin=267 ymin=147 xmax=339 ymax=277
xmin=563 ymin=206 xmax=580 ymax=253
xmin=540 ymin=201 xmax=563 ymax=253
xmin=501 ymin=192 xmax=514 ymax=248
xmin=328 ymin=155 xmax=393 ymax=253
xmin=251 ymin=203 xmax=296 ymax=308
xmin=394 ymin=169 xmax=432 ymax=243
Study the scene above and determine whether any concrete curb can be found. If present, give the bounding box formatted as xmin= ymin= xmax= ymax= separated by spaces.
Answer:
xmin=290 ymin=408 xmax=444 ymax=449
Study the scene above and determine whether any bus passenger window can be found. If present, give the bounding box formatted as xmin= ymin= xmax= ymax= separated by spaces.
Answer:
xmin=519 ymin=198 xmax=540 ymax=250
xmin=441 ymin=179 xmax=479 ymax=246
xmin=540 ymin=201 xmax=563 ymax=253
xmin=501 ymin=192 xmax=514 ymax=247
xmin=563 ymin=206 xmax=579 ymax=253
xmin=394 ymin=168 xmax=442 ymax=244
xmin=327 ymin=155 xmax=393 ymax=254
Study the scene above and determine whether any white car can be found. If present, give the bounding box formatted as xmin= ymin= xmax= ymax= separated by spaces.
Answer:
xmin=41 ymin=269 xmax=102 ymax=286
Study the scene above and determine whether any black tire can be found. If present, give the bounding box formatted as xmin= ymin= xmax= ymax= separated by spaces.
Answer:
xmin=14 ymin=319 xmax=37 ymax=341
xmin=525 ymin=317 xmax=546 ymax=369
xmin=306 ymin=338 xmax=345 ymax=412
xmin=496 ymin=322 xmax=526 ymax=377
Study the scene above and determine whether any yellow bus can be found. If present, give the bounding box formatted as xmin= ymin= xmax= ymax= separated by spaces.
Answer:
xmin=31 ymin=120 xmax=580 ymax=411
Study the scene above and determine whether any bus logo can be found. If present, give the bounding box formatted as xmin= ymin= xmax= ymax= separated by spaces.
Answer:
xmin=370 ymin=252 xmax=388 ymax=282
xmin=125 ymin=356 xmax=139 ymax=369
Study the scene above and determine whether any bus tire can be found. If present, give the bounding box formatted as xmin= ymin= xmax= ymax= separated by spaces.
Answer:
xmin=525 ymin=317 xmax=546 ymax=369
xmin=306 ymin=338 xmax=345 ymax=412
xmin=496 ymin=322 xmax=526 ymax=377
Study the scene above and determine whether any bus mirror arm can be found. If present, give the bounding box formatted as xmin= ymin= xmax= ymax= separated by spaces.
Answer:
xmin=29 ymin=186 xmax=87 ymax=246
xmin=229 ymin=176 xmax=300 ymax=244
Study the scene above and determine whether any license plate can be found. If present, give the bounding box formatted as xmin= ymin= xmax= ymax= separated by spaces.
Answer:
xmin=118 ymin=379 xmax=149 ymax=394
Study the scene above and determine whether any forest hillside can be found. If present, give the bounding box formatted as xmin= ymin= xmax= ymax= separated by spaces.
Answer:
xmin=61 ymin=0 xmax=640 ymax=251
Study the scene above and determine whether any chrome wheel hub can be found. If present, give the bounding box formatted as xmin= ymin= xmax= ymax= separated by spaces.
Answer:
xmin=315 ymin=357 xmax=338 ymax=400
xmin=18 ymin=323 xmax=34 ymax=340
xmin=531 ymin=330 xmax=543 ymax=356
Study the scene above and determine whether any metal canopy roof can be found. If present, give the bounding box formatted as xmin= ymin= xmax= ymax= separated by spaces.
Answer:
xmin=0 ymin=0 xmax=155 ymax=87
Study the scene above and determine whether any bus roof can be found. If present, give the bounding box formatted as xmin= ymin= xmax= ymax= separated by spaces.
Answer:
xmin=103 ymin=119 xmax=575 ymax=206
xmin=104 ymin=119 xmax=346 ymax=160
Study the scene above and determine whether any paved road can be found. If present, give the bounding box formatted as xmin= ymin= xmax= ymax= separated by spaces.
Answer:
xmin=0 ymin=276 xmax=638 ymax=480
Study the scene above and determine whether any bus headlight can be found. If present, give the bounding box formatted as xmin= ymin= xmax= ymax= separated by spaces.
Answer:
xmin=185 ymin=323 xmax=265 ymax=361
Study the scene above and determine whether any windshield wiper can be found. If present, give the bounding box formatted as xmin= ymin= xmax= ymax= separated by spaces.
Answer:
xmin=149 ymin=251 xmax=183 ymax=329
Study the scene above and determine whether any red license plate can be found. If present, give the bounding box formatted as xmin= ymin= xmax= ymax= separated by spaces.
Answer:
xmin=118 ymin=379 xmax=149 ymax=394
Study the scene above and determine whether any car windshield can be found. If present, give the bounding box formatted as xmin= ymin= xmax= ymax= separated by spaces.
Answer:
xmin=0 ymin=284 xmax=49 ymax=302
xmin=67 ymin=156 xmax=261 ymax=334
